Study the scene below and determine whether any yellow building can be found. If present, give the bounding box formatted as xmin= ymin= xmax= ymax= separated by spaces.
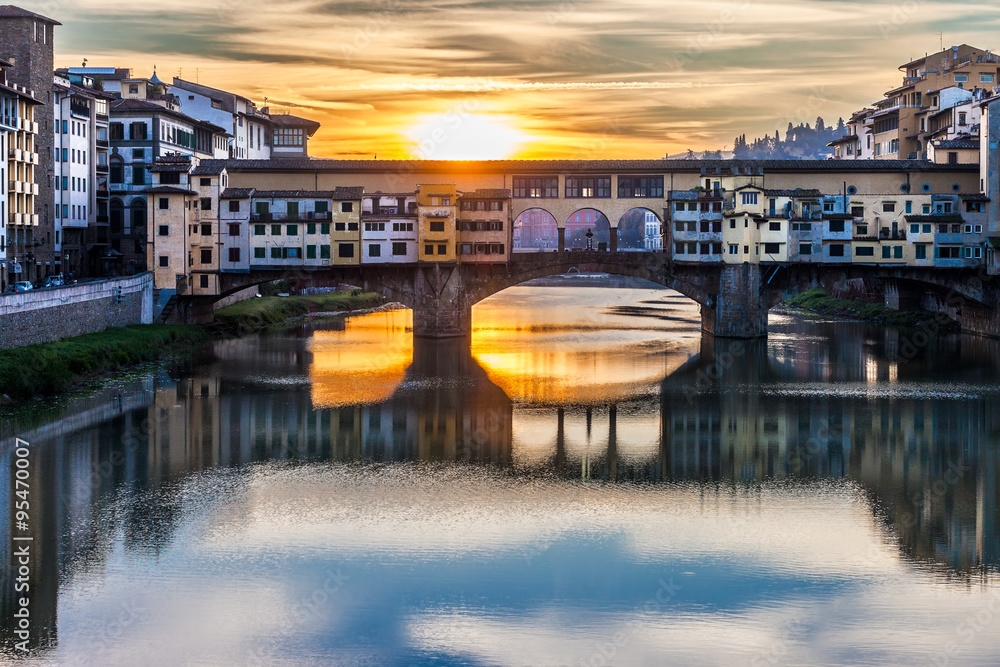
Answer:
xmin=416 ymin=184 xmax=458 ymax=263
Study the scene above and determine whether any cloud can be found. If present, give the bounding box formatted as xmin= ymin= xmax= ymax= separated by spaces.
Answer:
xmin=43 ymin=0 xmax=1000 ymax=157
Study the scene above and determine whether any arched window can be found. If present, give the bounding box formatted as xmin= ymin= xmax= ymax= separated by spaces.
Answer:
xmin=110 ymin=155 xmax=123 ymax=184
xmin=130 ymin=198 xmax=147 ymax=232
xmin=109 ymin=198 xmax=124 ymax=234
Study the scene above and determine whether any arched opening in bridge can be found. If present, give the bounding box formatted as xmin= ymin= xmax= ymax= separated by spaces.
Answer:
xmin=617 ymin=208 xmax=662 ymax=251
xmin=470 ymin=273 xmax=703 ymax=404
xmin=565 ymin=209 xmax=611 ymax=250
xmin=513 ymin=208 xmax=558 ymax=251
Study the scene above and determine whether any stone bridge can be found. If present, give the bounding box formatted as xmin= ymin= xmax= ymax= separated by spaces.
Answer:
xmin=209 ymin=252 xmax=1000 ymax=339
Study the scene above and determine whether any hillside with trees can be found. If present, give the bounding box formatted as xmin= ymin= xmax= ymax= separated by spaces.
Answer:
xmin=730 ymin=117 xmax=846 ymax=160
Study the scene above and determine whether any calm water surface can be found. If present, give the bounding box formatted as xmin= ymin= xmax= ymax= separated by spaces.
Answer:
xmin=2 ymin=279 xmax=999 ymax=666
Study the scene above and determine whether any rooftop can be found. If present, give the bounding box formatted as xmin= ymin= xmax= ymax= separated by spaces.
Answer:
xmin=0 ymin=5 xmax=60 ymax=23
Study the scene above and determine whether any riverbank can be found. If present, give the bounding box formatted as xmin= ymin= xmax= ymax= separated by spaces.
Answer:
xmin=208 ymin=290 xmax=386 ymax=335
xmin=0 ymin=324 xmax=207 ymax=403
xmin=1 ymin=291 xmax=389 ymax=403
xmin=779 ymin=288 xmax=958 ymax=330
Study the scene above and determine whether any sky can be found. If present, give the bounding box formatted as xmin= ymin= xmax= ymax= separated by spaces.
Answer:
xmin=38 ymin=0 xmax=1000 ymax=159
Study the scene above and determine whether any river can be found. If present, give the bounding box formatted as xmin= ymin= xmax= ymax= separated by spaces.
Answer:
xmin=1 ymin=278 xmax=999 ymax=666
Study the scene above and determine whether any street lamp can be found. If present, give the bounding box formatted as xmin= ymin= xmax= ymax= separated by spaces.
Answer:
xmin=585 ymin=228 xmax=593 ymax=251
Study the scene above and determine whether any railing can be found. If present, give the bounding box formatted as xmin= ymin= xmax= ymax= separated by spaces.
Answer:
xmin=70 ymin=100 xmax=90 ymax=117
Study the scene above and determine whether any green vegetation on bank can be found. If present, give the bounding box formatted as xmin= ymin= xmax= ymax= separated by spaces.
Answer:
xmin=0 ymin=325 xmax=207 ymax=402
xmin=209 ymin=290 xmax=386 ymax=335
xmin=782 ymin=288 xmax=957 ymax=330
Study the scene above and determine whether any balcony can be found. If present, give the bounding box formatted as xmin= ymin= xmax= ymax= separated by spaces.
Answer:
xmin=96 ymin=163 xmax=109 ymax=174
xmin=250 ymin=212 xmax=273 ymax=221
xmin=96 ymin=139 xmax=109 ymax=148
xmin=879 ymin=229 xmax=907 ymax=240
xmin=9 ymin=180 xmax=21 ymax=194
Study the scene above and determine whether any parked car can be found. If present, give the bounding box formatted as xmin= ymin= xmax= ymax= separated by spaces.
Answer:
xmin=9 ymin=281 xmax=33 ymax=293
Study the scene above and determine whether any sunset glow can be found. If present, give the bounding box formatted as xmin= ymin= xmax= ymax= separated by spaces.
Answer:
xmin=407 ymin=114 xmax=529 ymax=160
xmin=49 ymin=0 xmax=1000 ymax=159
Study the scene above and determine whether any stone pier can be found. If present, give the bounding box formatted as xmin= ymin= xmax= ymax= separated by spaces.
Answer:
xmin=699 ymin=263 xmax=769 ymax=339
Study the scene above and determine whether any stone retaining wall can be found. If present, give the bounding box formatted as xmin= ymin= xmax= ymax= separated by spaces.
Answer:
xmin=0 ymin=273 xmax=153 ymax=349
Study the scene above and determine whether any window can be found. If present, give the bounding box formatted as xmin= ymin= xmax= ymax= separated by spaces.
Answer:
xmin=286 ymin=224 xmax=298 ymax=236
xmin=254 ymin=224 xmax=265 ymax=236
xmin=286 ymin=248 xmax=301 ymax=259
xmin=674 ymin=242 xmax=685 ymax=255
xmin=437 ymin=244 xmax=448 ymax=255
xmin=882 ymin=245 xmax=891 ymax=259
xmin=200 ymin=198 xmax=212 ymax=211
xmin=201 ymin=224 xmax=211 ymax=236
xmin=159 ymin=198 xmax=169 ymax=210
xmin=512 ymin=176 xmax=559 ymax=198
xmin=228 ymin=224 xmax=240 ymax=237
xmin=348 ymin=223 xmax=359 ymax=231
xmin=200 ymin=249 xmax=212 ymax=264
xmin=306 ymin=245 xmax=317 ymax=259
xmin=618 ymin=176 xmax=663 ymax=198
xmin=851 ymin=206 xmax=864 ymax=217
xmin=335 ymin=223 xmax=346 ymax=231
xmin=799 ymin=243 xmax=812 ymax=255
xmin=229 ymin=200 xmax=240 ymax=212
xmin=769 ymin=221 xmax=781 ymax=231
xmin=286 ymin=202 xmax=299 ymax=219
xmin=763 ymin=243 xmax=780 ymax=255
xmin=429 ymin=220 xmax=445 ymax=232
xmin=741 ymin=191 xmax=759 ymax=206
xmin=954 ymin=73 xmax=969 ymax=83
xmin=728 ymin=244 xmax=739 ymax=255
xmin=565 ymin=176 xmax=611 ymax=198
xmin=855 ymin=246 xmax=874 ymax=257
xmin=254 ymin=247 xmax=265 ymax=259
xmin=829 ymin=220 xmax=845 ymax=233
xmin=369 ymin=244 xmax=381 ymax=257
xmin=882 ymin=202 xmax=895 ymax=212
xmin=341 ymin=202 xmax=354 ymax=213
xmin=915 ymin=244 xmax=927 ymax=260
xmin=823 ymin=202 xmax=835 ymax=212
xmin=158 ymin=255 xmax=169 ymax=267
xmin=424 ymin=244 xmax=434 ymax=255
xmin=228 ymin=248 xmax=240 ymax=262
xmin=320 ymin=245 xmax=330 ymax=259
xmin=675 ymin=202 xmax=684 ymax=211
xmin=273 ymin=127 xmax=304 ymax=146
xmin=922 ymin=224 xmax=931 ymax=234
xmin=829 ymin=244 xmax=845 ymax=257
xmin=392 ymin=242 xmax=407 ymax=256
xmin=270 ymin=247 xmax=282 ymax=259
xmin=982 ymin=74 xmax=995 ymax=84
xmin=272 ymin=224 xmax=282 ymax=235
xmin=910 ymin=223 xmax=920 ymax=234
xmin=338 ymin=243 xmax=355 ymax=258
xmin=321 ymin=223 xmax=330 ymax=234
xmin=109 ymin=123 xmax=124 ymax=141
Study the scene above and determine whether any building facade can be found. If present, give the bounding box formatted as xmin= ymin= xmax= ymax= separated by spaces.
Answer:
xmin=0 ymin=5 xmax=57 ymax=282
xmin=0 ymin=57 xmax=39 ymax=291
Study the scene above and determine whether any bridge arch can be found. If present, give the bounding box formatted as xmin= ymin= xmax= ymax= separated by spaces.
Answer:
xmin=617 ymin=207 xmax=663 ymax=252
xmin=565 ymin=209 xmax=611 ymax=251
xmin=513 ymin=207 xmax=559 ymax=251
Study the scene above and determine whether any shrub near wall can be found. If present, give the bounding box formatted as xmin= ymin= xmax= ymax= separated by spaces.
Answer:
xmin=0 ymin=325 xmax=206 ymax=402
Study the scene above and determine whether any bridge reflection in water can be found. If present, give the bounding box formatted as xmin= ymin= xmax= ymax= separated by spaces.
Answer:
xmin=2 ymin=306 xmax=1000 ymax=653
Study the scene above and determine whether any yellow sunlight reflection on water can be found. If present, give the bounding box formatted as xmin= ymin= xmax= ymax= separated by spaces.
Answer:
xmin=310 ymin=310 xmax=413 ymax=407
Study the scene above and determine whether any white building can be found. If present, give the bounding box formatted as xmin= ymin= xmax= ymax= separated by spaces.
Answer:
xmin=169 ymin=78 xmax=272 ymax=160
xmin=53 ymin=73 xmax=112 ymax=278
xmin=362 ymin=193 xmax=419 ymax=263
xmin=643 ymin=210 xmax=662 ymax=250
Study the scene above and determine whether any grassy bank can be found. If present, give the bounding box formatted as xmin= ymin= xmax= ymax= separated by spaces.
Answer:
xmin=210 ymin=290 xmax=386 ymax=335
xmin=782 ymin=288 xmax=957 ymax=329
xmin=0 ymin=324 xmax=207 ymax=402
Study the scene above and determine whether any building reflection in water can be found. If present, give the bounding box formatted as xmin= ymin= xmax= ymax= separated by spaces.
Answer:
xmin=2 ymin=309 xmax=1000 ymax=652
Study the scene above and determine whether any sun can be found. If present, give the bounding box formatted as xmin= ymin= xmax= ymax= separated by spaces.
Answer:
xmin=407 ymin=113 xmax=528 ymax=160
